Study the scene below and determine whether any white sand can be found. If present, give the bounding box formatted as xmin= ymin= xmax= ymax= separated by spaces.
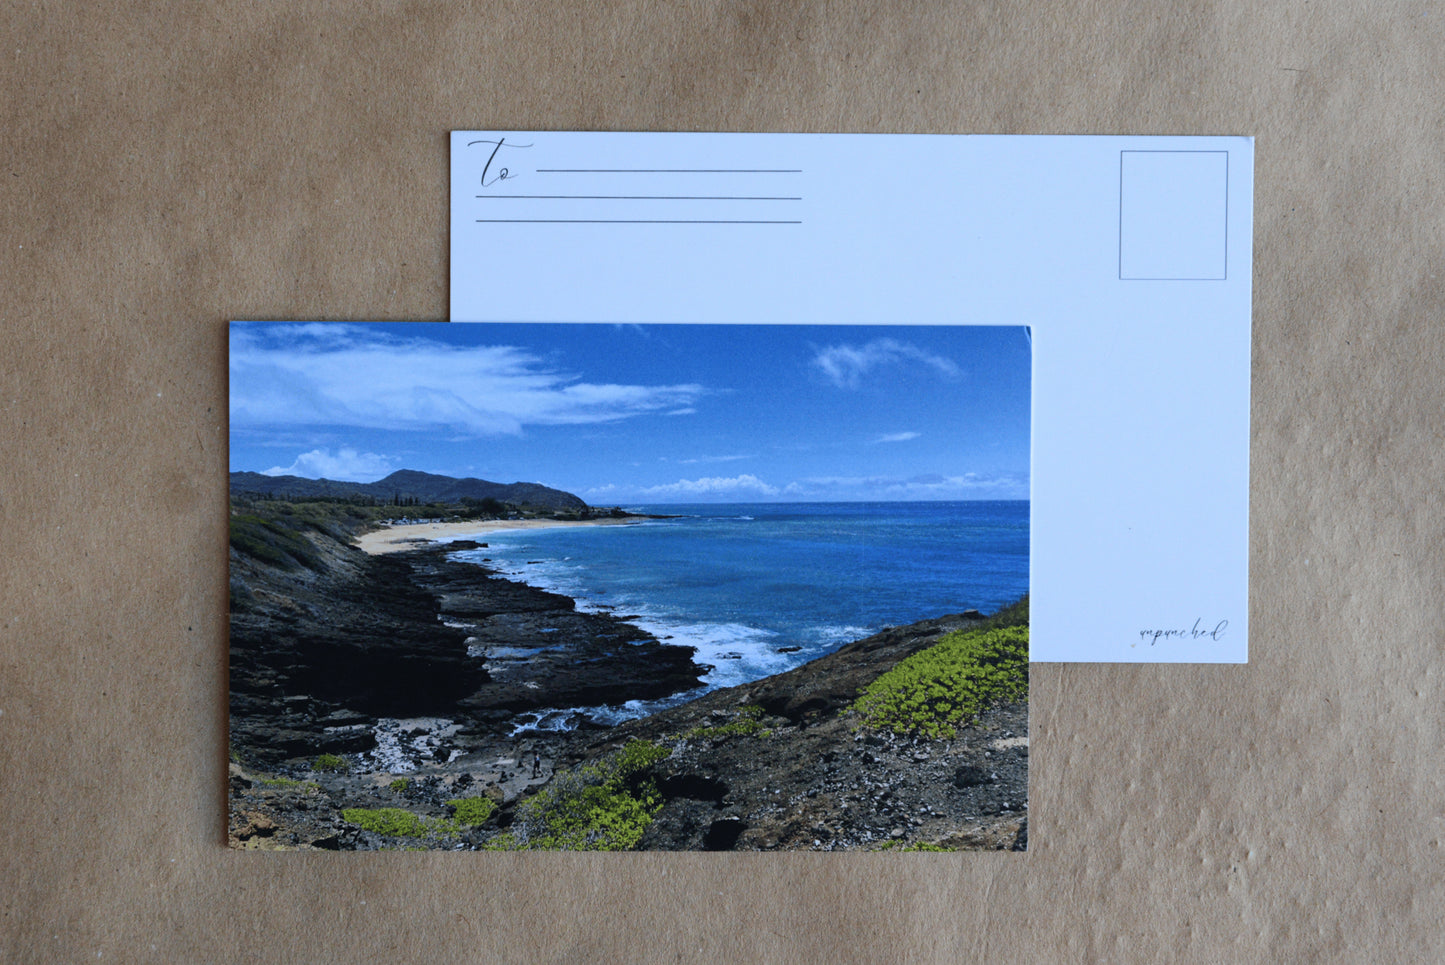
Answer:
xmin=354 ymin=516 xmax=641 ymax=555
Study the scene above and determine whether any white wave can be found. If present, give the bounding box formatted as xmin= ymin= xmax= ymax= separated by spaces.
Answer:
xmin=509 ymin=691 xmax=706 ymax=735
xmin=809 ymin=624 xmax=877 ymax=647
xmin=508 ymin=708 xmax=585 ymax=734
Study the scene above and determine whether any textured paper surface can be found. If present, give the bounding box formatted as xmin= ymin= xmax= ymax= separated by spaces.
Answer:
xmin=2 ymin=2 xmax=1442 ymax=962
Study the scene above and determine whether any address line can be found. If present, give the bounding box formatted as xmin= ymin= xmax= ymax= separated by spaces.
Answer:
xmin=476 ymin=195 xmax=802 ymax=201
xmin=475 ymin=219 xmax=802 ymax=224
xmin=536 ymin=168 xmax=802 ymax=173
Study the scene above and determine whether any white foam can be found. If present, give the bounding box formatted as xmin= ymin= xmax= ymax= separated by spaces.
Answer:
xmin=368 ymin=717 xmax=459 ymax=773
xmin=625 ymin=614 xmax=789 ymax=689
xmin=810 ymin=624 xmax=876 ymax=646
xmin=509 ymin=692 xmax=705 ymax=735
xmin=508 ymin=708 xmax=584 ymax=734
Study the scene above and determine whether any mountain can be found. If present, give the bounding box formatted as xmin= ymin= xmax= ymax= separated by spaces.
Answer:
xmin=228 ymin=469 xmax=589 ymax=511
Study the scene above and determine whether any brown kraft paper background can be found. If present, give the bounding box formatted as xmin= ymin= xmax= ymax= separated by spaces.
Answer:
xmin=2 ymin=2 xmax=1440 ymax=962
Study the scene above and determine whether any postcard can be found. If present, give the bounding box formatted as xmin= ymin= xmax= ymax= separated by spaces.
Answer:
xmin=450 ymin=132 xmax=1253 ymax=665
xmin=229 ymin=320 xmax=1031 ymax=851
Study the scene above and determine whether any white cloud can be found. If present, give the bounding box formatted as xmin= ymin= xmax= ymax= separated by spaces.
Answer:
xmin=679 ymin=453 xmax=754 ymax=465
xmin=873 ymin=431 xmax=921 ymax=444
xmin=810 ymin=338 xmax=960 ymax=389
xmin=643 ymin=474 xmax=779 ymax=497
xmin=263 ymin=447 xmax=396 ymax=482
xmin=229 ymin=324 xmax=704 ymax=436
xmin=585 ymin=474 xmax=780 ymax=501
xmin=589 ymin=469 xmax=1026 ymax=503
xmin=782 ymin=471 xmax=1027 ymax=500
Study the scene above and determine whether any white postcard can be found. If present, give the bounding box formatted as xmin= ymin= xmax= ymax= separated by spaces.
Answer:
xmin=450 ymin=132 xmax=1252 ymax=664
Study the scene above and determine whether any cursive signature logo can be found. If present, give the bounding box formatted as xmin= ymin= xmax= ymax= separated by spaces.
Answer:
xmin=467 ymin=137 xmax=533 ymax=188
xmin=1138 ymin=619 xmax=1228 ymax=646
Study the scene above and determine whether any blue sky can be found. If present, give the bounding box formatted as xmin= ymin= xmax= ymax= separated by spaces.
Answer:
xmin=229 ymin=322 xmax=1030 ymax=504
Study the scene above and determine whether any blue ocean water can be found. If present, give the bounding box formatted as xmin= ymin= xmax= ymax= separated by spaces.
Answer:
xmin=446 ymin=501 xmax=1028 ymax=731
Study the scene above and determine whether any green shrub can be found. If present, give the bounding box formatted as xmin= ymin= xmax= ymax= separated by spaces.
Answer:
xmin=313 ymin=753 xmax=349 ymax=773
xmin=340 ymin=807 xmax=457 ymax=840
xmin=339 ymin=798 xmax=494 ymax=842
xmin=447 ymin=796 xmax=497 ymax=826
xmin=228 ymin=513 xmax=322 ymax=570
xmin=678 ymin=717 xmax=770 ymax=742
xmin=849 ymin=624 xmax=1028 ymax=739
xmin=673 ymin=703 xmax=774 ymax=742
xmin=486 ymin=739 xmax=669 ymax=851
xmin=388 ymin=778 xmax=410 ymax=792
xmin=994 ymin=596 xmax=1028 ymax=626
xmin=877 ymin=840 xmax=955 ymax=852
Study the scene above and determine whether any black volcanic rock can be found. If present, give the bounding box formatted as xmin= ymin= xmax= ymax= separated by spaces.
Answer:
xmin=457 ymin=606 xmax=704 ymax=714
xmin=397 ymin=552 xmax=705 ymax=716
xmin=229 ymin=523 xmax=707 ymax=766
xmin=229 ymin=544 xmax=487 ymax=762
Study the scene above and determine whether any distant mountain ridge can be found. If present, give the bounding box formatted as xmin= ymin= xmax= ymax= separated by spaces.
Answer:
xmin=229 ymin=469 xmax=589 ymax=511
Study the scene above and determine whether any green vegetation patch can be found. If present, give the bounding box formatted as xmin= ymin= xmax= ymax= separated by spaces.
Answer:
xmin=313 ymin=753 xmax=349 ymax=773
xmin=486 ymin=739 xmax=670 ymax=851
xmin=447 ymin=796 xmax=497 ymax=826
xmin=339 ymin=796 xmax=497 ymax=843
xmin=388 ymin=778 xmax=411 ymax=792
xmin=678 ymin=717 xmax=770 ymax=742
xmin=849 ymin=624 xmax=1029 ymax=739
xmin=876 ymin=840 xmax=955 ymax=852
xmin=228 ymin=513 xmax=328 ymax=570
xmin=673 ymin=704 xmax=772 ymax=742
xmin=340 ymin=807 xmax=458 ymax=841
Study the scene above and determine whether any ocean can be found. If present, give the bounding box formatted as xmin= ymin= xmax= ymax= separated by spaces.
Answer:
xmin=445 ymin=500 xmax=1028 ymax=732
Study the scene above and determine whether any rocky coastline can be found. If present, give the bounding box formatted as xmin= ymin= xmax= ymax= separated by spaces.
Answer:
xmin=228 ymin=520 xmax=1027 ymax=851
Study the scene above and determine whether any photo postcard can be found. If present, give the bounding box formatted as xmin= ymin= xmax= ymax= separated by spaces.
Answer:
xmin=228 ymin=320 xmax=1031 ymax=851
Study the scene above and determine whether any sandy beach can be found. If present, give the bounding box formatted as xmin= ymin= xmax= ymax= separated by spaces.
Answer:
xmin=355 ymin=516 xmax=642 ymax=555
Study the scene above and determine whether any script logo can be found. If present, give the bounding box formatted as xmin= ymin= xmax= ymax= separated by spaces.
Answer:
xmin=467 ymin=137 xmax=533 ymax=188
xmin=1138 ymin=619 xmax=1228 ymax=646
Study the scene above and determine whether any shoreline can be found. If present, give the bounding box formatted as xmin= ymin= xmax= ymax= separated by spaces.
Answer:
xmin=355 ymin=515 xmax=644 ymax=555
xmin=231 ymin=497 xmax=1031 ymax=850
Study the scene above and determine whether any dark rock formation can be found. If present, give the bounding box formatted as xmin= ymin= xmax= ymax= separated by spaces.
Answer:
xmin=404 ymin=551 xmax=706 ymax=717
xmin=228 ymin=525 xmax=706 ymax=766
xmin=229 ymin=538 xmax=485 ymax=763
